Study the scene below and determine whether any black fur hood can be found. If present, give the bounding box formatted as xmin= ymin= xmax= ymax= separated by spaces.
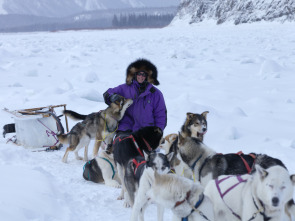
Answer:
xmin=126 ymin=58 xmax=159 ymax=86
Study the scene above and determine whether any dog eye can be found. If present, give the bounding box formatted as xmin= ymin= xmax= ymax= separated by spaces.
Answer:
xmin=280 ymin=186 xmax=286 ymax=190
xmin=161 ymin=166 xmax=165 ymax=170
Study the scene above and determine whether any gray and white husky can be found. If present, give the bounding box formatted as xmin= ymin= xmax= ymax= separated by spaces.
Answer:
xmin=57 ymin=96 xmax=133 ymax=163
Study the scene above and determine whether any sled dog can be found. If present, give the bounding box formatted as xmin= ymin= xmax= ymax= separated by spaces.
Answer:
xmin=83 ymin=144 xmax=121 ymax=188
xmin=128 ymin=151 xmax=174 ymax=221
xmin=177 ymin=133 xmax=286 ymax=186
xmin=181 ymin=111 xmax=209 ymax=141
xmin=57 ymin=96 xmax=133 ymax=163
xmin=148 ymin=171 xmax=215 ymax=221
xmin=112 ymin=126 xmax=163 ymax=207
xmin=204 ymin=165 xmax=295 ymax=221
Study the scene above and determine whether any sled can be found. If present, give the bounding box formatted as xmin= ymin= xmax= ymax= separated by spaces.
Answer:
xmin=2 ymin=104 xmax=69 ymax=150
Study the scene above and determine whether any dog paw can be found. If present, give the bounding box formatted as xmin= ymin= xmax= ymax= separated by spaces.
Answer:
xmin=123 ymin=201 xmax=131 ymax=208
xmin=105 ymin=180 xmax=121 ymax=188
xmin=117 ymin=196 xmax=124 ymax=200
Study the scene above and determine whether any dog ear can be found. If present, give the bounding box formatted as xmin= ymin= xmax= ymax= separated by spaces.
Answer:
xmin=201 ymin=111 xmax=209 ymax=119
xmin=169 ymin=134 xmax=178 ymax=143
xmin=166 ymin=151 xmax=174 ymax=162
xmin=290 ymin=175 xmax=295 ymax=186
xmin=186 ymin=112 xmax=194 ymax=120
xmin=255 ymin=164 xmax=268 ymax=180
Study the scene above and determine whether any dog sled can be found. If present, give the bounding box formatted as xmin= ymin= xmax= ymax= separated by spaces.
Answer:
xmin=2 ymin=104 xmax=69 ymax=151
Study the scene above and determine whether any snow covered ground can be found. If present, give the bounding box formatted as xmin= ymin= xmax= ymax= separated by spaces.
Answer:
xmin=1 ymin=21 xmax=295 ymax=220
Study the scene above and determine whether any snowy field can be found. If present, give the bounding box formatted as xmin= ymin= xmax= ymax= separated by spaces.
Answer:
xmin=1 ymin=21 xmax=295 ymax=220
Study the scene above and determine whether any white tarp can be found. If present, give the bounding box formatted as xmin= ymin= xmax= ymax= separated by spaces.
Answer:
xmin=15 ymin=115 xmax=59 ymax=148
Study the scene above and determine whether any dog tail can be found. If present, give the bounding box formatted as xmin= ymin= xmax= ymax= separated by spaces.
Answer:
xmin=83 ymin=159 xmax=104 ymax=183
xmin=63 ymin=110 xmax=87 ymax=121
xmin=56 ymin=133 xmax=69 ymax=144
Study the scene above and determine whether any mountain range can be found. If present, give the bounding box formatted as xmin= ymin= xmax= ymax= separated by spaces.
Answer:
xmin=0 ymin=0 xmax=180 ymax=17
xmin=175 ymin=0 xmax=295 ymax=24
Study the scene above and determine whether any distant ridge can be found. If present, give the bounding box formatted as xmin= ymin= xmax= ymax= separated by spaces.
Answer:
xmin=174 ymin=0 xmax=295 ymax=25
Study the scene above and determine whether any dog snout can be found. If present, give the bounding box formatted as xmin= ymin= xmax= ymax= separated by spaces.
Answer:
xmin=202 ymin=128 xmax=207 ymax=132
xmin=272 ymin=197 xmax=279 ymax=207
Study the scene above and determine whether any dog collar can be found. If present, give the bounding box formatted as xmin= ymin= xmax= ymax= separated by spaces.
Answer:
xmin=251 ymin=197 xmax=271 ymax=221
xmin=174 ymin=191 xmax=191 ymax=208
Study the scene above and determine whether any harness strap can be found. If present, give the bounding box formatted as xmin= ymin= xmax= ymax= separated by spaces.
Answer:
xmin=100 ymin=157 xmax=116 ymax=179
xmin=113 ymin=135 xmax=145 ymax=157
xmin=191 ymin=154 xmax=203 ymax=171
xmin=236 ymin=151 xmax=256 ymax=174
xmin=250 ymin=197 xmax=271 ymax=221
xmin=215 ymin=175 xmax=247 ymax=220
xmin=181 ymin=193 xmax=210 ymax=221
xmin=132 ymin=158 xmax=146 ymax=175
xmin=142 ymin=137 xmax=152 ymax=151
xmin=83 ymin=161 xmax=92 ymax=180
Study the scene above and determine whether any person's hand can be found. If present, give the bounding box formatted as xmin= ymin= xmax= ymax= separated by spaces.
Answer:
xmin=110 ymin=94 xmax=121 ymax=103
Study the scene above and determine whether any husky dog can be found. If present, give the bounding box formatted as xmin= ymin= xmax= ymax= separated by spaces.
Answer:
xmin=57 ymin=96 xmax=133 ymax=163
xmin=181 ymin=111 xmax=209 ymax=141
xmin=112 ymin=126 xmax=163 ymax=206
xmin=204 ymin=165 xmax=295 ymax=221
xmin=177 ymin=134 xmax=286 ymax=186
xmin=148 ymin=171 xmax=215 ymax=221
xmin=128 ymin=151 xmax=174 ymax=221
xmin=83 ymin=144 xmax=121 ymax=188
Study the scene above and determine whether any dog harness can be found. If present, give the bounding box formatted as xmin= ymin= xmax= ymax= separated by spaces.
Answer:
xmin=132 ymin=158 xmax=146 ymax=179
xmin=198 ymin=152 xmax=256 ymax=182
xmin=176 ymin=193 xmax=210 ymax=221
xmin=236 ymin=151 xmax=256 ymax=174
xmin=215 ymin=175 xmax=247 ymax=220
xmin=113 ymin=135 xmax=152 ymax=157
xmin=100 ymin=157 xmax=116 ymax=179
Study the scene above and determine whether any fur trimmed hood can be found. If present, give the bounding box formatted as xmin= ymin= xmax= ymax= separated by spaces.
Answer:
xmin=126 ymin=58 xmax=159 ymax=85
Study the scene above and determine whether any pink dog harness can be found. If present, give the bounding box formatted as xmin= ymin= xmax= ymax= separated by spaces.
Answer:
xmin=215 ymin=175 xmax=247 ymax=220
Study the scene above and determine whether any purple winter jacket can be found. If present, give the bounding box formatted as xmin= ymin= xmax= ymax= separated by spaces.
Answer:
xmin=104 ymin=80 xmax=167 ymax=132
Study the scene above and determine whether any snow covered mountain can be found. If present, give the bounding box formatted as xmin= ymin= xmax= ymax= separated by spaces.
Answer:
xmin=175 ymin=0 xmax=295 ymax=25
xmin=0 ymin=0 xmax=180 ymax=17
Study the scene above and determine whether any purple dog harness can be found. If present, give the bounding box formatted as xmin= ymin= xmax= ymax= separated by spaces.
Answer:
xmin=215 ymin=175 xmax=247 ymax=220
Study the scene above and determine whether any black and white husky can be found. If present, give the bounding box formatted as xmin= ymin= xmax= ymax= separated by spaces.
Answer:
xmin=204 ymin=165 xmax=295 ymax=221
xmin=112 ymin=126 xmax=163 ymax=207
xmin=127 ymin=151 xmax=174 ymax=221
xmin=82 ymin=144 xmax=121 ymax=188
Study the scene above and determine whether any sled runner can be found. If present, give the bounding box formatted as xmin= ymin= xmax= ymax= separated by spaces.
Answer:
xmin=2 ymin=104 xmax=69 ymax=150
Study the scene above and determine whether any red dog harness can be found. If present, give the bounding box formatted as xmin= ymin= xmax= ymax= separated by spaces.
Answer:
xmin=236 ymin=151 xmax=256 ymax=174
xmin=113 ymin=135 xmax=152 ymax=157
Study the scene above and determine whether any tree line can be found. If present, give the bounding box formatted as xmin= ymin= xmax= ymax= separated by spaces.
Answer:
xmin=112 ymin=13 xmax=175 ymax=28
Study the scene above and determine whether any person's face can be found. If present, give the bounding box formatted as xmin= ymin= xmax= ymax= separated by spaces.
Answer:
xmin=136 ymin=72 xmax=147 ymax=84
